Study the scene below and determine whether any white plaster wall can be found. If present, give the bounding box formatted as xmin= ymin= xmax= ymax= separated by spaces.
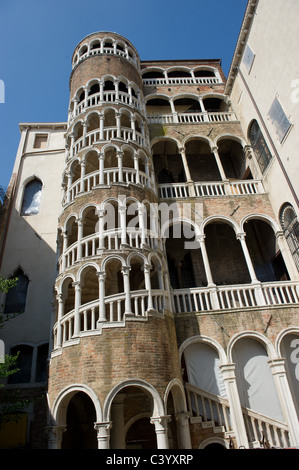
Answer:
xmin=1 ymin=126 xmax=66 ymax=347
xmin=230 ymin=0 xmax=299 ymax=220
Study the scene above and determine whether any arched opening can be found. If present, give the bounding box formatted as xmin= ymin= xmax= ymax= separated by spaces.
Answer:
xmin=82 ymin=206 xmax=98 ymax=238
xmin=203 ymin=96 xmax=228 ymax=113
xmin=61 ymin=392 xmax=97 ymax=449
xmin=73 ymin=121 xmax=83 ymax=142
xmin=280 ymin=203 xmax=299 ymax=272
xmin=69 ymin=159 xmax=81 ymax=186
xmin=146 ymin=97 xmax=171 ymax=116
xmin=81 ymin=266 xmax=98 ymax=306
xmin=217 ymin=139 xmax=251 ymax=180
xmin=65 ymin=216 xmax=78 ymax=247
xmin=173 ymin=97 xmax=201 ymax=114
xmin=4 ymin=268 xmax=29 ymax=314
xmin=86 ymin=112 xmax=99 ymax=133
xmin=244 ymin=219 xmax=289 ymax=281
xmin=84 ymin=150 xmax=98 ymax=175
xmin=126 ymin=417 xmax=157 ymax=449
xmin=182 ymin=341 xmax=228 ymax=431
xmin=61 ymin=277 xmax=75 ymax=315
xmin=152 ymin=140 xmax=186 ymax=184
xmin=104 ymin=108 xmax=116 ymax=127
xmin=186 ymin=139 xmax=221 ymax=181
xmin=232 ymin=337 xmax=284 ymax=422
xmin=205 ymin=221 xmax=250 ymax=285
xmin=165 ymin=223 xmax=206 ymax=289
xmin=248 ymin=120 xmax=273 ymax=173
xmin=21 ymin=178 xmax=43 ymax=216
xmin=109 ymin=386 xmax=156 ymax=449
xmin=280 ymin=333 xmax=299 ymax=419
xmin=129 ymin=256 xmax=145 ymax=291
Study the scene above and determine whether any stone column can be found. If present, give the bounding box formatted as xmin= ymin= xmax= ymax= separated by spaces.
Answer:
xmin=150 ymin=416 xmax=171 ymax=449
xmin=77 ymin=218 xmax=83 ymax=261
xmin=118 ymin=205 xmax=127 ymax=247
xmin=269 ymin=358 xmax=299 ymax=447
xmin=134 ymin=154 xmax=140 ymax=184
xmin=56 ymin=293 xmax=65 ymax=348
xmin=117 ymin=150 xmax=124 ymax=182
xmin=110 ymin=397 xmax=125 ymax=449
xmin=94 ymin=422 xmax=112 ymax=449
xmin=98 ymin=209 xmax=106 ymax=250
xmin=175 ymin=412 xmax=192 ymax=449
xmin=197 ymin=235 xmax=214 ymax=287
xmin=122 ymin=266 xmax=132 ymax=315
xmin=236 ymin=232 xmax=258 ymax=283
xmin=144 ymin=263 xmax=154 ymax=311
xmin=116 ymin=112 xmax=121 ymax=138
xmin=211 ymin=146 xmax=227 ymax=181
xmin=220 ymin=363 xmax=249 ymax=449
xmin=97 ymin=271 xmax=107 ymax=323
xmin=276 ymin=230 xmax=299 ymax=281
xmin=46 ymin=425 xmax=66 ymax=449
xmin=73 ymin=281 xmax=81 ymax=337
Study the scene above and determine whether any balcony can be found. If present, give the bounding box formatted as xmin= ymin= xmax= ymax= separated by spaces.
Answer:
xmin=172 ymin=280 xmax=299 ymax=314
xmin=158 ymin=179 xmax=264 ymax=199
xmin=147 ymin=111 xmax=237 ymax=125
xmin=53 ymin=289 xmax=168 ymax=349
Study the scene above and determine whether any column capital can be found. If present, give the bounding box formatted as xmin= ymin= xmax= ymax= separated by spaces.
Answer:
xmin=236 ymin=232 xmax=246 ymax=241
xmin=121 ymin=265 xmax=131 ymax=275
xmin=150 ymin=415 xmax=172 ymax=430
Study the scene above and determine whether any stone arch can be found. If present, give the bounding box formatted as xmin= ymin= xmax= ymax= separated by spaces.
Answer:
xmin=228 ymin=331 xmax=284 ymax=422
xmin=198 ymin=437 xmax=229 ymax=449
xmin=103 ymin=379 xmax=165 ymax=421
xmin=52 ymin=383 xmax=102 ymax=424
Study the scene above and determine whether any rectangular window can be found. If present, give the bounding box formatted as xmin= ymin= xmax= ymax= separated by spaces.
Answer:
xmin=268 ymin=97 xmax=292 ymax=143
xmin=34 ymin=133 xmax=48 ymax=149
xmin=243 ymin=44 xmax=255 ymax=73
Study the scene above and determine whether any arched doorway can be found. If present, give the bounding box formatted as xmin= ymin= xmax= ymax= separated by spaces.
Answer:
xmin=61 ymin=392 xmax=97 ymax=449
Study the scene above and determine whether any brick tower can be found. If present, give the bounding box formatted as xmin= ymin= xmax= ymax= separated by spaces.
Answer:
xmin=46 ymin=32 xmax=186 ymax=449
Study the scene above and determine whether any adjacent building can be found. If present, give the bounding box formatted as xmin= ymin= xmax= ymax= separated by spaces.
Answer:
xmin=0 ymin=0 xmax=299 ymax=449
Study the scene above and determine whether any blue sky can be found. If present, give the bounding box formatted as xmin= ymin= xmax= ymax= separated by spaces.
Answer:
xmin=0 ymin=0 xmax=247 ymax=190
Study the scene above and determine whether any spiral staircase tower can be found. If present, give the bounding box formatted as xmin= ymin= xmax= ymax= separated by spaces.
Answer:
xmin=47 ymin=32 xmax=185 ymax=449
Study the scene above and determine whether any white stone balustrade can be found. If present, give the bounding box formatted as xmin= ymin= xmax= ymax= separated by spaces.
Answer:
xmin=53 ymin=289 xmax=168 ymax=347
xmin=143 ymin=77 xmax=221 ymax=86
xmin=69 ymin=91 xmax=141 ymax=122
xmin=58 ymin=228 xmax=162 ymax=273
xmin=185 ymin=382 xmax=290 ymax=448
xmin=146 ymin=111 xmax=236 ymax=125
xmin=172 ymin=281 xmax=299 ymax=314
xmin=158 ymin=180 xmax=264 ymax=199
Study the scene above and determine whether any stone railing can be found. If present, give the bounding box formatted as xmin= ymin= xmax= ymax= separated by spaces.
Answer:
xmin=185 ymin=383 xmax=290 ymax=448
xmin=72 ymin=127 xmax=147 ymax=157
xmin=158 ymin=180 xmax=264 ymax=199
xmin=185 ymin=383 xmax=232 ymax=433
xmin=53 ymin=289 xmax=168 ymax=347
xmin=58 ymin=229 xmax=162 ymax=273
xmin=172 ymin=281 xmax=299 ymax=314
xmin=242 ymin=406 xmax=290 ymax=448
xmin=143 ymin=77 xmax=221 ymax=86
xmin=69 ymin=91 xmax=142 ymax=122
xmin=62 ymin=167 xmax=152 ymax=205
xmin=146 ymin=111 xmax=236 ymax=125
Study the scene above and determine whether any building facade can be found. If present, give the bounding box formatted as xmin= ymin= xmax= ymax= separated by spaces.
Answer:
xmin=1 ymin=0 xmax=299 ymax=449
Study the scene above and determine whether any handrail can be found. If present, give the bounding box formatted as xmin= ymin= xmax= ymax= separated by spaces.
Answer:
xmin=172 ymin=281 xmax=299 ymax=313
xmin=185 ymin=382 xmax=290 ymax=448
